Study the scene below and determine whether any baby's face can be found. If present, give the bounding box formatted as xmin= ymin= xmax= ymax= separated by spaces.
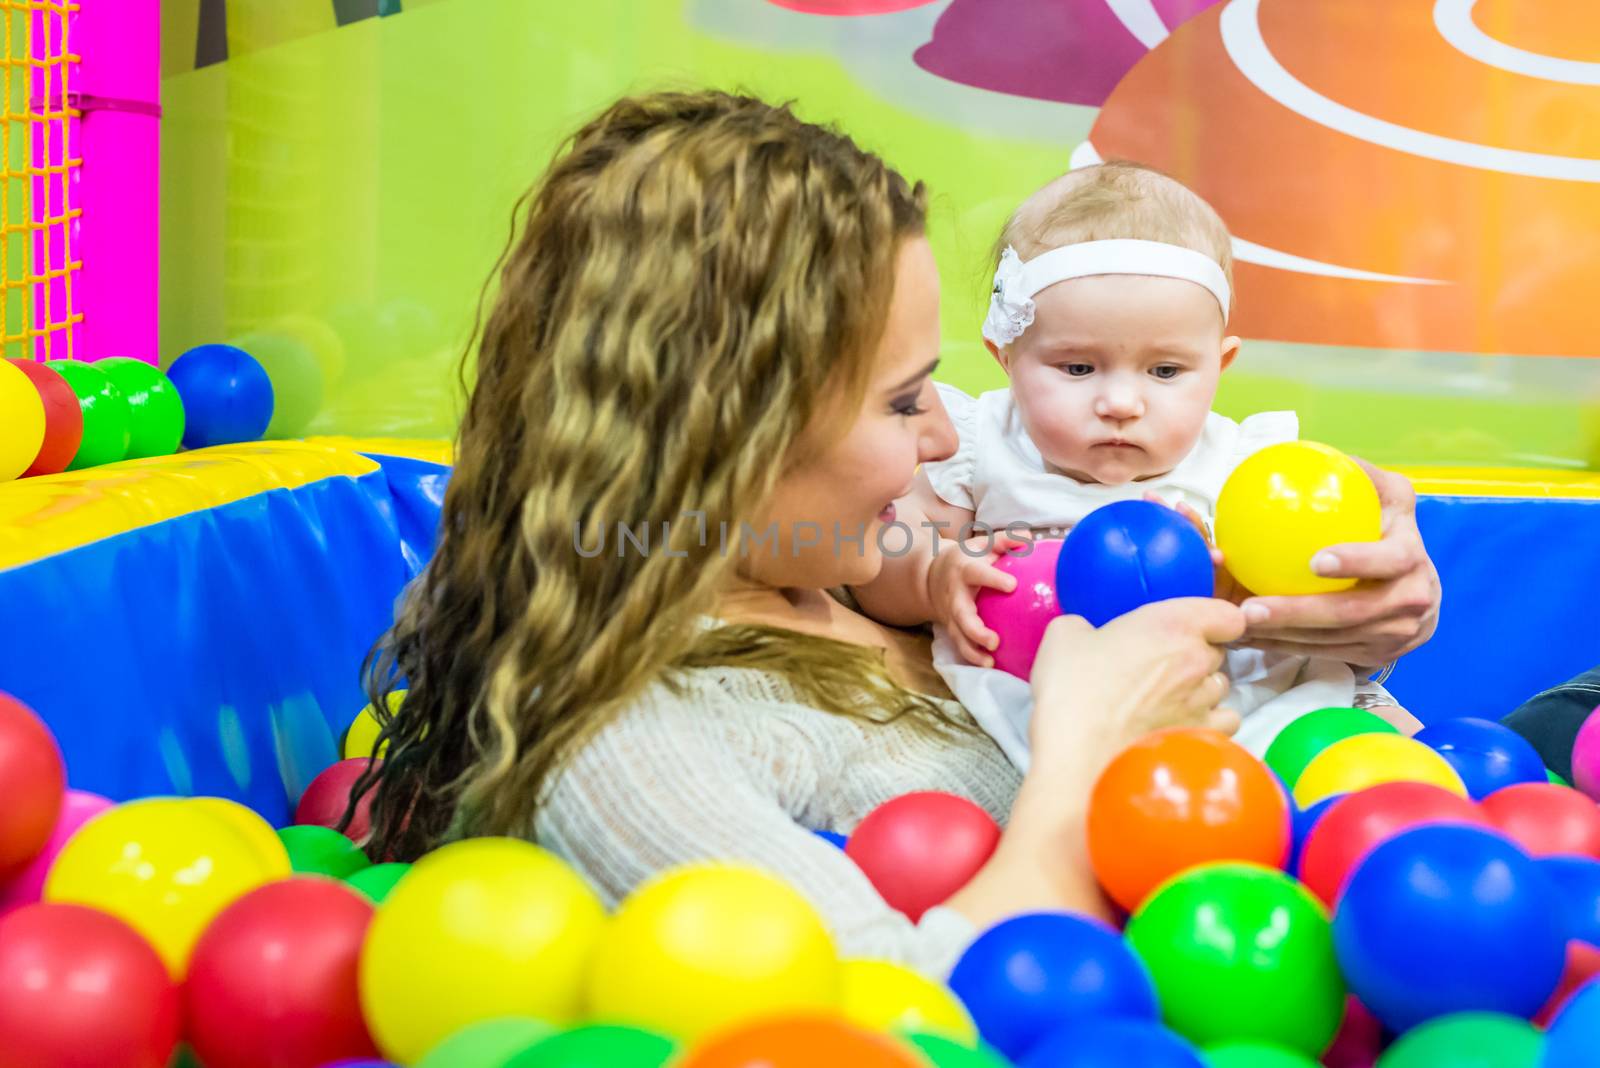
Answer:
xmin=1000 ymin=274 xmax=1239 ymax=486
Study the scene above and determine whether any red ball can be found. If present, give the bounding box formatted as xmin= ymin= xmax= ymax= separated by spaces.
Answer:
xmin=845 ymin=792 xmax=1001 ymax=922
xmin=1298 ymin=781 xmax=1486 ymax=905
xmin=186 ymin=878 xmax=379 ymax=1068
xmin=295 ymin=757 xmax=379 ymax=841
xmin=0 ymin=903 xmax=180 ymax=1068
xmin=1536 ymin=941 xmax=1600 ymax=1028
xmin=1322 ymin=996 xmax=1384 ymax=1068
xmin=7 ymin=358 xmax=83 ymax=477
xmin=1481 ymin=782 xmax=1600 ymax=859
xmin=0 ymin=691 xmax=65 ymax=875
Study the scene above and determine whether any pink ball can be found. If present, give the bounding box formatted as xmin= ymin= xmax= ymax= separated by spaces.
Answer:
xmin=0 ymin=790 xmax=113 ymax=915
xmin=973 ymin=538 xmax=1064 ymax=679
xmin=1573 ymin=704 xmax=1600 ymax=801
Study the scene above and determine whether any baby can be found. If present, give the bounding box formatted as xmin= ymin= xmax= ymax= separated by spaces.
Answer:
xmin=855 ymin=162 xmax=1413 ymax=767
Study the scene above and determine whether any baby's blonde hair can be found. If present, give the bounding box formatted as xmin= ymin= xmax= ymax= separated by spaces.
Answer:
xmin=996 ymin=161 xmax=1234 ymax=314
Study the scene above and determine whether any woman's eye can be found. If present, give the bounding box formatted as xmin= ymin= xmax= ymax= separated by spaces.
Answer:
xmin=891 ymin=396 xmax=925 ymax=416
xmin=1062 ymin=363 xmax=1094 ymax=377
xmin=1152 ymin=365 xmax=1182 ymax=380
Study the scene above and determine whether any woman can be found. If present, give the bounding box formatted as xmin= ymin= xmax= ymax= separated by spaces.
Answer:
xmin=360 ymin=90 xmax=1441 ymax=977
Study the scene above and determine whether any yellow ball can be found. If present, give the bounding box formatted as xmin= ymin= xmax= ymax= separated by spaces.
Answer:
xmin=840 ymin=957 xmax=977 ymax=1045
xmin=359 ymin=837 xmax=606 ymax=1064
xmin=1293 ymin=733 xmax=1469 ymax=807
xmin=0 ymin=358 xmax=46 ymax=482
xmin=343 ymin=690 xmax=403 ymax=760
xmin=43 ymin=797 xmax=277 ymax=977
xmin=586 ymin=863 xmax=840 ymax=1041
xmin=187 ymin=797 xmax=293 ymax=879
xmin=1215 ymin=441 xmax=1381 ymax=596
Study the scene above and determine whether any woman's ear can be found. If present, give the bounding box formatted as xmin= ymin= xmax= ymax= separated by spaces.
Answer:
xmin=1219 ymin=335 xmax=1242 ymax=373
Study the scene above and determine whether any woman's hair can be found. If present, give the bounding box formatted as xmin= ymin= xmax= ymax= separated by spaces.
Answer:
xmin=355 ymin=90 xmax=942 ymax=861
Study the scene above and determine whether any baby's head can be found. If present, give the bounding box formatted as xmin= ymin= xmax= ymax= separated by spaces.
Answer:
xmin=985 ymin=162 xmax=1239 ymax=486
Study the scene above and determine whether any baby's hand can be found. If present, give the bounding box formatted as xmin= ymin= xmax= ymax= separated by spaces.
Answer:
xmin=928 ymin=531 xmax=1033 ymax=667
xmin=1145 ymin=494 xmax=1250 ymax=606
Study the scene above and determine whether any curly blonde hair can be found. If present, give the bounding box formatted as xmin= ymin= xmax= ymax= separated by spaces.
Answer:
xmin=356 ymin=90 xmax=949 ymax=860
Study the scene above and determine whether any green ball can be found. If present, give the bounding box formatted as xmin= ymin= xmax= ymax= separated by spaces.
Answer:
xmin=1375 ymin=1012 xmax=1543 ymax=1068
xmin=1125 ymin=863 xmax=1345 ymax=1056
xmin=276 ymin=824 xmax=370 ymax=878
xmin=44 ymin=359 xmax=130 ymax=469
xmin=1204 ymin=1041 xmax=1320 ymax=1067
xmin=504 ymin=1024 xmax=679 ymax=1068
xmin=95 ymin=357 xmax=185 ymax=458
xmin=1548 ymin=768 xmax=1570 ymax=786
xmin=1263 ymin=707 xmax=1399 ymax=788
xmin=417 ymin=1017 xmax=555 ymax=1068
xmin=903 ymin=1032 xmax=1013 ymax=1067
xmin=345 ymin=860 xmax=411 ymax=903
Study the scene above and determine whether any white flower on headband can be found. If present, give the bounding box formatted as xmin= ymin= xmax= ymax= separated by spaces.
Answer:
xmin=982 ymin=246 xmax=1035 ymax=347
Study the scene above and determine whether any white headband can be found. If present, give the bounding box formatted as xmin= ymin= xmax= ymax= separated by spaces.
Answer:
xmin=981 ymin=239 xmax=1231 ymax=346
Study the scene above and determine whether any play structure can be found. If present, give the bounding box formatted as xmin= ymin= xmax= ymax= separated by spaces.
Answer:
xmin=3 ymin=1 xmax=1600 ymax=1065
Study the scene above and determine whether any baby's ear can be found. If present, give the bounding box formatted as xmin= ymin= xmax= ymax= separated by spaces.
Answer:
xmin=1218 ymin=335 xmax=1242 ymax=373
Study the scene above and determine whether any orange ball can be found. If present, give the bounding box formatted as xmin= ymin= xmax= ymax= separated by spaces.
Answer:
xmin=1088 ymin=728 xmax=1290 ymax=912
xmin=676 ymin=1015 xmax=926 ymax=1068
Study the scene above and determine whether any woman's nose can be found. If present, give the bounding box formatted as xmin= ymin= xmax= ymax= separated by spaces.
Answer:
xmin=921 ymin=397 xmax=959 ymax=464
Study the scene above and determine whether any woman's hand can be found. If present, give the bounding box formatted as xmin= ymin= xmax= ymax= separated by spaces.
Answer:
xmin=1238 ymin=460 xmax=1440 ymax=670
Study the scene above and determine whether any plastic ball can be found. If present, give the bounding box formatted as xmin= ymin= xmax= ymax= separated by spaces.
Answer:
xmin=0 ymin=789 xmax=112 ymax=914
xmin=95 ymin=357 xmax=185 ymax=458
xmin=44 ymin=798 xmax=276 ymax=977
xmin=1373 ymin=1011 xmax=1542 ymax=1068
xmin=1321 ymin=997 xmax=1384 ymax=1068
xmin=0 ymin=903 xmax=180 ymax=1068
xmin=1481 ymin=782 xmax=1600 ymax=858
xmin=840 ymin=957 xmax=977 ymax=1044
xmin=972 ymin=538 xmax=1063 ymax=678
xmin=1546 ymin=977 xmax=1600 ymax=1068
xmin=1056 ymin=500 xmax=1213 ymax=626
xmin=45 ymin=359 xmax=132 ymax=468
xmin=1126 ymin=863 xmax=1345 ymax=1055
xmin=0 ymin=356 xmax=46 ymax=480
xmin=1018 ymin=1018 xmax=1205 ymax=1068
xmin=845 ymin=791 xmax=1001 ymax=921
xmin=587 ymin=863 xmax=837 ymax=1042
xmin=1203 ymin=1042 xmax=1319 ymax=1067
xmin=903 ymin=1032 xmax=1011 ymax=1068
xmin=188 ymin=796 xmax=293 ymax=879
xmin=1214 ymin=441 xmax=1381 ymax=596
xmin=295 ymin=757 xmax=379 ymax=841
xmin=947 ymin=911 xmax=1157 ymax=1061
xmin=1287 ymin=794 xmax=1340 ymax=878
xmin=7 ymin=358 xmax=82 ymax=476
xmin=186 ymin=878 xmax=379 ymax=1068
xmin=360 ymin=837 xmax=605 ymax=1062
xmin=503 ymin=1024 xmax=680 ymax=1067
xmin=1298 ymin=782 xmax=1487 ymax=905
xmin=1088 ymin=728 xmax=1290 ymax=912
xmin=166 ymin=343 xmax=275 ymax=449
xmin=344 ymin=690 xmax=402 ymax=760
xmin=1414 ymin=717 xmax=1547 ymax=800
xmin=674 ymin=1015 xmax=925 ymax=1068
xmin=346 ymin=861 xmax=411 ymax=904
xmin=814 ymin=829 xmax=848 ymax=850
xmin=1293 ymin=733 xmax=1468 ymax=808
xmin=1539 ymin=857 xmax=1600 ymax=948
xmin=277 ymin=824 xmax=371 ymax=878
xmin=0 ymin=691 xmax=65 ymax=875
xmin=416 ymin=1017 xmax=555 ymax=1068
xmin=1264 ymin=707 xmax=1399 ymax=790
xmin=1332 ymin=824 xmax=1567 ymax=1032
xmin=1536 ymin=942 xmax=1600 ymax=1029
xmin=1570 ymin=705 xmax=1600 ymax=800
xmin=229 ymin=329 xmax=323 ymax=438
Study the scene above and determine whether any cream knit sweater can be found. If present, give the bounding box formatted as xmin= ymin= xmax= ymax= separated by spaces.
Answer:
xmin=533 ymin=663 xmax=1024 ymax=978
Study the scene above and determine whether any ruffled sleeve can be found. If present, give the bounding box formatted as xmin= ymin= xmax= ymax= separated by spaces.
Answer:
xmin=1232 ymin=411 xmax=1299 ymax=466
xmin=923 ymin=382 xmax=981 ymax=512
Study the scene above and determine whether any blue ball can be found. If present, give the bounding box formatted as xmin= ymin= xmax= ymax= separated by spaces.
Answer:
xmin=166 ymin=343 xmax=275 ymax=449
xmin=1019 ymin=1018 xmax=1205 ymax=1068
xmin=1414 ymin=717 xmax=1547 ymax=800
xmin=948 ymin=911 xmax=1158 ymax=1061
xmin=1540 ymin=856 xmax=1600 ymax=948
xmin=1332 ymin=824 xmax=1566 ymax=1033
xmin=1288 ymin=793 xmax=1342 ymax=878
xmin=1056 ymin=500 xmax=1213 ymax=627
xmin=1546 ymin=977 xmax=1600 ymax=1068
xmin=813 ymin=829 xmax=848 ymax=850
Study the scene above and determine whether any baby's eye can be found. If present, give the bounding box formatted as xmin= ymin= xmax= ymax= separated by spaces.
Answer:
xmin=1151 ymin=364 xmax=1182 ymax=380
xmin=1062 ymin=363 xmax=1094 ymax=377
